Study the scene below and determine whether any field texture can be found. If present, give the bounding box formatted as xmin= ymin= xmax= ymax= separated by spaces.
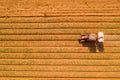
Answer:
xmin=0 ymin=0 xmax=120 ymax=80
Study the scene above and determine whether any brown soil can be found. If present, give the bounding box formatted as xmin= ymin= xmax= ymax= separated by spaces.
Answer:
xmin=0 ymin=0 xmax=120 ymax=79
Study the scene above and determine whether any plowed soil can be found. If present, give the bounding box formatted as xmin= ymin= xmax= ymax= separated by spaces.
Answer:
xmin=0 ymin=0 xmax=120 ymax=80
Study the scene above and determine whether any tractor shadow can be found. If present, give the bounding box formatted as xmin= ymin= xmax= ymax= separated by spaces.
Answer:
xmin=78 ymin=40 xmax=104 ymax=53
xmin=96 ymin=42 xmax=104 ymax=52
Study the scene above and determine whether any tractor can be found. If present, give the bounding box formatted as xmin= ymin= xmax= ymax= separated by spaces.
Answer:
xmin=78 ymin=32 xmax=104 ymax=43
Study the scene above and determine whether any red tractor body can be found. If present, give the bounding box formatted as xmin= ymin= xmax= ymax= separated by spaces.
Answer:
xmin=79 ymin=32 xmax=104 ymax=43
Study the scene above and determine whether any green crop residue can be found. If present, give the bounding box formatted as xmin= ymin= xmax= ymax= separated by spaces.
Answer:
xmin=0 ymin=48 xmax=32 ymax=53
xmin=23 ymin=53 xmax=33 ymax=59
xmin=0 ymin=66 xmax=13 ymax=71
xmin=0 ymin=60 xmax=15 ymax=65
xmin=2 ymin=72 xmax=16 ymax=77
xmin=22 ymin=48 xmax=32 ymax=53
xmin=0 ymin=48 xmax=11 ymax=53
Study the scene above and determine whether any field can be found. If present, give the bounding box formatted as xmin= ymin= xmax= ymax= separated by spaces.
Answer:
xmin=0 ymin=0 xmax=120 ymax=80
